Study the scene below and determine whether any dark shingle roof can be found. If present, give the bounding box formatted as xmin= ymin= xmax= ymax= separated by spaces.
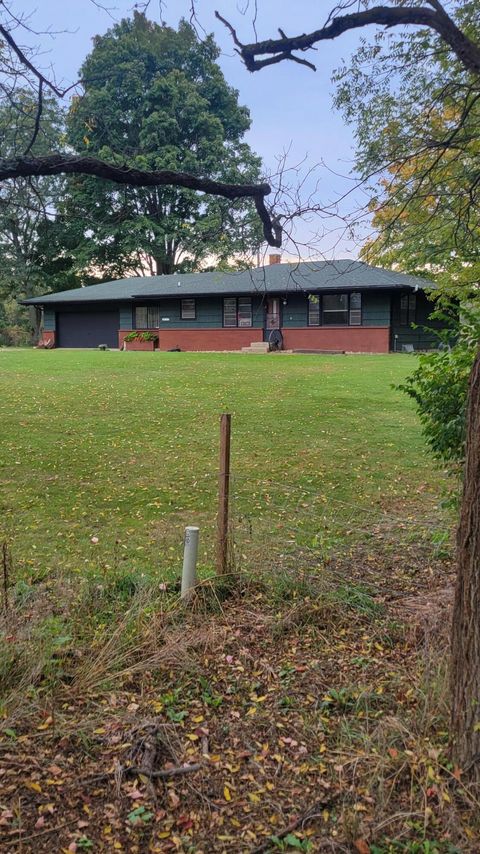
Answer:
xmin=22 ymin=260 xmax=433 ymax=305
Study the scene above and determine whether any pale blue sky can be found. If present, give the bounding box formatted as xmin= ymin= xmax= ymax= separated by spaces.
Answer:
xmin=11 ymin=1 xmax=376 ymax=258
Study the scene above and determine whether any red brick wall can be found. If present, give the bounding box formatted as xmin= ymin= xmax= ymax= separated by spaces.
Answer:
xmin=281 ymin=327 xmax=390 ymax=353
xmin=124 ymin=339 xmax=156 ymax=351
xmin=119 ymin=328 xmax=264 ymax=351
xmin=118 ymin=327 xmax=390 ymax=353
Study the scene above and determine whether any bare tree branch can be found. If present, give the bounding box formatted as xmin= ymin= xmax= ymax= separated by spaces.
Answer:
xmin=0 ymin=154 xmax=282 ymax=247
xmin=0 ymin=19 xmax=78 ymax=98
xmin=22 ymin=78 xmax=42 ymax=155
xmin=215 ymin=4 xmax=480 ymax=77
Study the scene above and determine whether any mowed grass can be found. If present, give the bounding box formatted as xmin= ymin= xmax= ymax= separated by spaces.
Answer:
xmin=0 ymin=349 xmax=446 ymax=590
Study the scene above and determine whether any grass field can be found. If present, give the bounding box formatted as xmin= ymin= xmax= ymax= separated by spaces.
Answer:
xmin=1 ymin=350 xmax=469 ymax=853
xmin=0 ymin=349 xmax=447 ymax=587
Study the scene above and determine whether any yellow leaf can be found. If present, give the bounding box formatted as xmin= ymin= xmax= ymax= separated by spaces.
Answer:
xmin=246 ymin=706 xmax=256 ymax=716
xmin=249 ymin=793 xmax=261 ymax=803
xmin=224 ymin=785 xmax=232 ymax=802
xmin=427 ymin=766 xmax=435 ymax=781
xmin=25 ymin=781 xmax=42 ymax=793
xmin=37 ymin=716 xmax=53 ymax=731
xmin=186 ymin=733 xmax=199 ymax=741
xmin=192 ymin=715 xmax=204 ymax=723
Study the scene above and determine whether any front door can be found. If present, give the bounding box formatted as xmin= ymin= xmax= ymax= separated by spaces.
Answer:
xmin=265 ymin=297 xmax=281 ymax=337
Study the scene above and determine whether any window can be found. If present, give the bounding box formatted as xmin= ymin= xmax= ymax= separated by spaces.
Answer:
xmin=223 ymin=298 xmax=237 ymax=327
xmin=308 ymin=292 xmax=362 ymax=326
xmin=223 ymin=297 xmax=252 ymax=328
xmin=237 ymin=297 xmax=252 ymax=328
xmin=322 ymin=293 xmax=349 ymax=325
xmin=135 ymin=305 xmax=160 ymax=328
xmin=349 ymin=292 xmax=362 ymax=326
xmin=308 ymin=296 xmax=320 ymax=326
xmin=181 ymin=298 xmax=196 ymax=320
xmin=400 ymin=293 xmax=416 ymax=326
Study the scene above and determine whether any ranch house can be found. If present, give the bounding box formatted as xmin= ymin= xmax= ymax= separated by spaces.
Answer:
xmin=23 ymin=258 xmax=441 ymax=353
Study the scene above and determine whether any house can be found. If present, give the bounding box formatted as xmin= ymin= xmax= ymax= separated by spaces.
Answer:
xmin=22 ymin=257 xmax=441 ymax=353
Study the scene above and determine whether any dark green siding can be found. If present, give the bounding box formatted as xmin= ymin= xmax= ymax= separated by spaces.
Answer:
xmin=362 ymin=292 xmax=390 ymax=326
xmin=133 ymin=296 xmax=264 ymax=329
xmin=119 ymin=304 xmax=133 ymax=329
xmin=43 ymin=309 xmax=56 ymax=331
xmin=279 ymin=291 xmax=391 ymax=328
xmin=391 ymin=291 xmax=442 ymax=350
xmin=282 ymin=294 xmax=308 ymax=327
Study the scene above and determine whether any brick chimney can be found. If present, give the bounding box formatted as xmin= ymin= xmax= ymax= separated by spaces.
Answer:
xmin=269 ymin=253 xmax=281 ymax=265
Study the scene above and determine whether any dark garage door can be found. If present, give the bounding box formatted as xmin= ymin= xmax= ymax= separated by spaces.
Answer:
xmin=56 ymin=310 xmax=119 ymax=349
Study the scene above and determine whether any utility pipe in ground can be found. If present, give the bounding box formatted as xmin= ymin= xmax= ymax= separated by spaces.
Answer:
xmin=181 ymin=526 xmax=199 ymax=599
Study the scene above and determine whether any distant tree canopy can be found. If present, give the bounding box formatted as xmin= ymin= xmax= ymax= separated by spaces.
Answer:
xmin=62 ymin=15 xmax=263 ymax=278
xmin=0 ymin=91 xmax=77 ymax=344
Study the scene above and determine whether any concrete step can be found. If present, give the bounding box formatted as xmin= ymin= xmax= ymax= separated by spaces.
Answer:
xmin=241 ymin=342 xmax=270 ymax=353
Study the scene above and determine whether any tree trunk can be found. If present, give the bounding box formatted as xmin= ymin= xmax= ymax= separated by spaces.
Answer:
xmin=451 ymin=347 xmax=480 ymax=781
xmin=154 ymin=256 xmax=175 ymax=276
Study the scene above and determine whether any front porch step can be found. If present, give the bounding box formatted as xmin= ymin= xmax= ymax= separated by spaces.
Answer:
xmin=241 ymin=341 xmax=270 ymax=353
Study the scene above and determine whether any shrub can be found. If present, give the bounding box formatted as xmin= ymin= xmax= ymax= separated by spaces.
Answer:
xmin=0 ymin=324 xmax=32 ymax=346
xmin=123 ymin=331 xmax=158 ymax=343
xmin=398 ymin=305 xmax=479 ymax=467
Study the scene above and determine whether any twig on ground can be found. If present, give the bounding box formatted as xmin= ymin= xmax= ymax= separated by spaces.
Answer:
xmin=0 ymin=821 xmax=74 ymax=845
xmin=83 ymin=762 xmax=202 ymax=786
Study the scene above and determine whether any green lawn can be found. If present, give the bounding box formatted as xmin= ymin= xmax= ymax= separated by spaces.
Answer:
xmin=0 ymin=349 xmax=446 ymax=589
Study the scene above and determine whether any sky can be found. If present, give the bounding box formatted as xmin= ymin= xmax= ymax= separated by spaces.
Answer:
xmin=8 ymin=0 xmax=374 ymax=260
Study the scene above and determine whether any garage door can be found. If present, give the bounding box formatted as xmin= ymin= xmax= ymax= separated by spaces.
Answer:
xmin=56 ymin=310 xmax=119 ymax=348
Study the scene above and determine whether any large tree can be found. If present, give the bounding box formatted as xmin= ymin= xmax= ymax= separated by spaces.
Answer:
xmin=63 ymin=15 xmax=263 ymax=277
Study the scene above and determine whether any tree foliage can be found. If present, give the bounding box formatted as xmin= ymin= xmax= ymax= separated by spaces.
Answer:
xmin=0 ymin=90 xmax=77 ymax=344
xmin=332 ymin=6 xmax=480 ymax=303
xmin=62 ymin=15 xmax=263 ymax=277
xmin=398 ymin=306 xmax=480 ymax=467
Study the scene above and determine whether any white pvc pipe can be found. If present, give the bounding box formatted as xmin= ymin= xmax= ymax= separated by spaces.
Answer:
xmin=181 ymin=526 xmax=199 ymax=599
